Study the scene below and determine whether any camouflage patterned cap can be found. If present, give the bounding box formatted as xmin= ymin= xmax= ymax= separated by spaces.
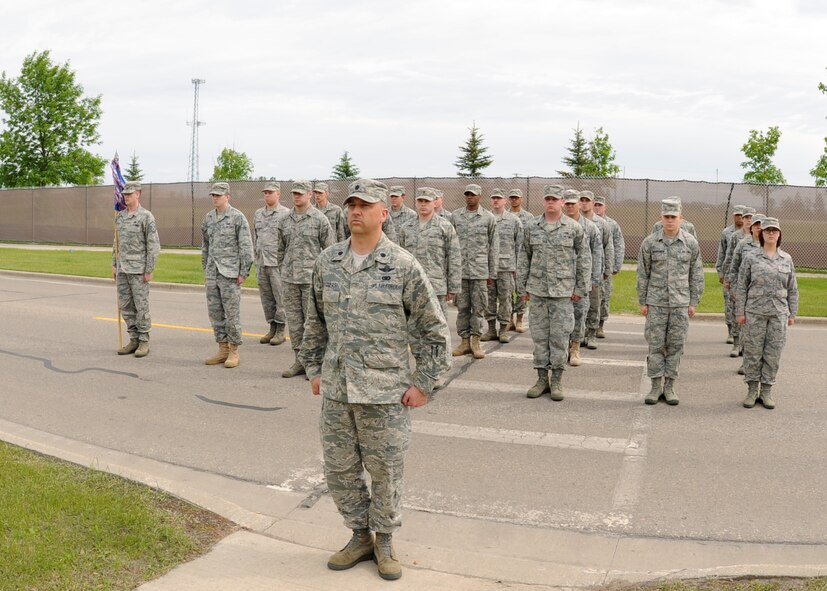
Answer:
xmin=209 ymin=182 xmax=230 ymax=196
xmin=750 ymin=214 xmax=766 ymax=227
xmin=579 ymin=190 xmax=595 ymax=201
xmin=490 ymin=188 xmax=505 ymax=199
xmin=463 ymin=183 xmax=482 ymax=196
xmin=733 ymin=204 xmax=746 ymax=215
xmin=543 ymin=184 xmax=564 ymax=198
xmin=313 ymin=182 xmax=329 ymax=193
xmin=741 ymin=206 xmax=756 ymax=216
xmin=761 ymin=217 xmax=781 ymax=231
xmin=388 ymin=185 xmax=405 ymax=197
xmin=434 ymin=189 xmax=444 ymax=198
xmin=291 ymin=180 xmax=312 ymax=193
xmin=123 ymin=181 xmax=141 ymax=194
xmin=262 ymin=181 xmax=280 ymax=192
xmin=563 ymin=189 xmax=581 ymax=204
xmin=345 ymin=178 xmax=389 ymax=205
xmin=415 ymin=187 xmax=436 ymax=201
xmin=661 ymin=197 xmax=682 ymax=215
xmin=508 ymin=188 xmax=523 ymax=198
xmin=594 ymin=195 xmax=607 ymax=204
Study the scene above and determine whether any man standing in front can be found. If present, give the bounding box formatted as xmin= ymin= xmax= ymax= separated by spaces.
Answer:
xmin=482 ymin=188 xmax=522 ymax=344
xmin=508 ymin=187 xmax=534 ymax=333
xmin=579 ymin=190 xmax=613 ymax=349
xmin=314 ymin=182 xmax=347 ymax=242
xmin=388 ymin=185 xmax=417 ymax=232
xmin=112 ymin=181 xmax=160 ymax=358
xmin=278 ymin=180 xmax=334 ymax=378
xmin=593 ymin=195 xmax=625 ymax=338
xmin=451 ymin=183 xmax=499 ymax=360
xmin=254 ymin=181 xmax=290 ymax=346
xmin=202 ymin=182 xmax=254 ymax=368
xmin=299 ymin=179 xmax=450 ymax=581
xmin=517 ymin=185 xmax=590 ymax=401
xmin=637 ymin=198 xmax=704 ymax=406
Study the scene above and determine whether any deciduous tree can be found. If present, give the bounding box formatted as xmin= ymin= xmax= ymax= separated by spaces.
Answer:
xmin=211 ymin=147 xmax=253 ymax=181
xmin=740 ymin=126 xmax=786 ymax=185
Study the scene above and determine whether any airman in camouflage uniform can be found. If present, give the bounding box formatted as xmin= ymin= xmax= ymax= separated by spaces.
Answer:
xmin=278 ymin=180 xmax=334 ymax=377
xmin=580 ymin=191 xmax=614 ymax=349
xmin=652 ymin=218 xmax=697 ymax=238
xmin=517 ymin=184 xmax=590 ymax=401
xmin=725 ymin=214 xmax=764 ymax=367
xmin=716 ymin=205 xmax=746 ymax=344
xmin=254 ymin=181 xmax=290 ymax=346
xmin=398 ymin=187 xmax=462 ymax=317
xmin=508 ymin=188 xmax=534 ymax=333
xmin=201 ymin=182 xmax=254 ymax=369
xmin=388 ymin=186 xmax=417 ymax=232
xmin=637 ymin=198 xmax=704 ymax=406
xmin=736 ymin=217 xmax=798 ymax=410
xmin=314 ymin=182 xmax=347 ymax=242
xmin=593 ymin=195 xmax=625 ymax=338
xmin=344 ymin=204 xmax=397 ymax=242
xmin=434 ymin=189 xmax=453 ymax=224
xmin=482 ymin=188 xmax=523 ymax=344
xmin=112 ymin=181 xmax=160 ymax=358
xmin=563 ymin=189 xmax=602 ymax=367
xmin=451 ymin=183 xmax=499 ymax=359
xmin=299 ymin=179 xmax=450 ymax=581
xmin=722 ymin=207 xmax=755 ymax=357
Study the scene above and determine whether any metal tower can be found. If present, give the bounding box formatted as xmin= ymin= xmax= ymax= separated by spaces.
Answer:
xmin=187 ymin=78 xmax=206 ymax=182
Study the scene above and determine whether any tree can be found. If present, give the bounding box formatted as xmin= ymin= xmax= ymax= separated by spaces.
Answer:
xmin=454 ymin=122 xmax=493 ymax=177
xmin=740 ymin=126 xmax=786 ymax=185
xmin=557 ymin=123 xmax=589 ymax=178
xmin=0 ymin=50 xmax=105 ymax=187
xmin=210 ymin=147 xmax=253 ymax=181
xmin=582 ymin=127 xmax=620 ymax=177
xmin=332 ymin=150 xmax=360 ymax=179
xmin=125 ymin=151 xmax=143 ymax=182
xmin=811 ymin=71 xmax=827 ymax=187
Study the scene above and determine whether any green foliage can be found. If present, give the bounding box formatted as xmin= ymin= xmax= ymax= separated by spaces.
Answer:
xmin=582 ymin=126 xmax=621 ymax=177
xmin=740 ymin=126 xmax=786 ymax=185
xmin=455 ymin=122 xmax=493 ymax=177
xmin=557 ymin=123 xmax=590 ymax=177
xmin=332 ymin=150 xmax=360 ymax=179
xmin=811 ymin=138 xmax=827 ymax=187
xmin=210 ymin=147 xmax=253 ymax=181
xmin=125 ymin=151 xmax=143 ymax=182
xmin=0 ymin=50 xmax=106 ymax=188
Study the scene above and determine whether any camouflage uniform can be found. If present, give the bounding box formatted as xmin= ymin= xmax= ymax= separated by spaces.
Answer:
xmin=510 ymin=208 xmax=535 ymax=316
xmin=278 ymin=206 xmax=334 ymax=353
xmin=583 ymin=211 xmax=613 ymax=336
xmin=487 ymin=210 xmax=522 ymax=327
xmin=598 ymin=212 xmax=625 ymax=326
xmin=389 ymin=204 xmax=417 ymax=233
xmin=202 ymin=204 xmax=254 ymax=345
xmin=298 ymin=232 xmax=451 ymax=534
xmin=569 ymin=213 xmax=603 ymax=343
xmin=722 ymin=224 xmax=754 ymax=344
xmin=254 ymin=202 xmax=290 ymax=328
xmin=652 ymin=219 xmax=697 ymax=238
xmin=637 ymin=227 xmax=704 ymax=379
xmin=716 ymin=217 xmax=741 ymax=338
xmin=113 ymin=205 xmax=160 ymax=343
xmin=345 ymin=211 xmax=397 ymax=242
xmin=452 ymin=205 xmax=499 ymax=337
xmin=317 ymin=202 xmax=347 ymax=242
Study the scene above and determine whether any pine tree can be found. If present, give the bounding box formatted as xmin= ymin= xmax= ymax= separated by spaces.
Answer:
xmin=557 ymin=123 xmax=589 ymax=178
xmin=331 ymin=151 xmax=360 ymax=179
xmin=125 ymin=151 xmax=143 ymax=181
xmin=454 ymin=122 xmax=493 ymax=177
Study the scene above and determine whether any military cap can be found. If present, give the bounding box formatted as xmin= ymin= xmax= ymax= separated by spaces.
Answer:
xmin=733 ymin=204 xmax=746 ymax=216
xmin=579 ymin=190 xmax=595 ymax=201
xmin=508 ymin=188 xmax=523 ymax=198
xmin=291 ymin=180 xmax=312 ymax=193
xmin=262 ymin=181 xmax=280 ymax=192
xmin=543 ymin=184 xmax=564 ymax=198
xmin=209 ymin=182 xmax=230 ymax=196
xmin=313 ymin=182 xmax=329 ymax=193
xmin=594 ymin=195 xmax=607 ymax=204
xmin=761 ymin=217 xmax=781 ymax=231
xmin=741 ymin=206 xmax=756 ymax=216
xmin=345 ymin=178 xmax=389 ymax=205
xmin=490 ymin=188 xmax=505 ymax=199
xmin=463 ymin=183 xmax=482 ymax=196
xmin=388 ymin=185 xmax=405 ymax=197
xmin=563 ymin=189 xmax=581 ymax=204
xmin=661 ymin=197 xmax=682 ymax=215
xmin=123 ymin=181 xmax=141 ymax=194
xmin=415 ymin=187 xmax=436 ymax=201
xmin=434 ymin=189 xmax=444 ymax=198
xmin=750 ymin=214 xmax=766 ymax=227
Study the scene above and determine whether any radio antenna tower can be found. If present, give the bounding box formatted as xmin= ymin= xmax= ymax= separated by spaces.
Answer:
xmin=187 ymin=78 xmax=206 ymax=182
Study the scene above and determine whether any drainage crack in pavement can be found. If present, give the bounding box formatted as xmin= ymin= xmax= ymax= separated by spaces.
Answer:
xmin=195 ymin=394 xmax=284 ymax=412
xmin=0 ymin=348 xmax=140 ymax=378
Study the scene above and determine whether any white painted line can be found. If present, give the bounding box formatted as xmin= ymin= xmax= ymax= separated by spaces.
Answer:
xmin=447 ymin=379 xmax=639 ymax=401
xmin=604 ymin=330 xmax=644 ymax=336
xmin=610 ymin=366 xmax=651 ymax=514
xmin=412 ymin=420 xmax=629 ymax=454
xmin=486 ymin=350 xmax=645 ymax=367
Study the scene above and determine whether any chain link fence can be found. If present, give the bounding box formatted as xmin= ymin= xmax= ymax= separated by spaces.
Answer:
xmin=2 ymin=178 xmax=826 ymax=268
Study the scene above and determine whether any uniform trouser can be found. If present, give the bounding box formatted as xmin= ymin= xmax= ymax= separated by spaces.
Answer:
xmin=456 ymin=278 xmax=488 ymax=337
xmin=742 ymin=313 xmax=788 ymax=385
xmin=437 ymin=294 xmax=448 ymax=318
xmin=513 ymin=286 xmax=527 ymax=316
xmin=644 ymin=305 xmax=689 ymax=379
xmin=585 ymin=282 xmax=601 ymax=332
xmin=283 ymin=282 xmax=311 ymax=353
xmin=486 ymin=271 xmax=515 ymax=326
xmin=117 ymin=273 xmax=151 ymax=342
xmin=257 ymin=265 xmax=286 ymax=326
xmin=724 ymin=286 xmax=736 ymax=335
xmin=206 ymin=274 xmax=242 ymax=345
xmin=320 ymin=398 xmax=410 ymax=534
xmin=529 ymin=295 xmax=574 ymax=371
xmin=599 ymin=274 xmax=613 ymax=323
xmin=569 ymin=291 xmax=591 ymax=341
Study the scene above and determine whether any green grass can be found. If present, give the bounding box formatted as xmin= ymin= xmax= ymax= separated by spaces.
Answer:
xmin=0 ymin=442 xmax=235 ymax=591
xmin=606 ymin=577 xmax=827 ymax=591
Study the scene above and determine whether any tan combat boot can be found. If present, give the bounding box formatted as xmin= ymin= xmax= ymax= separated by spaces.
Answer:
xmin=663 ymin=378 xmax=679 ymax=406
xmin=224 ymin=343 xmax=240 ymax=368
xmin=550 ymin=368 xmax=565 ymax=401
xmin=470 ymin=335 xmax=485 ymax=359
xmin=117 ymin=339 xmax=139 ymax=355
xmin=526 ymin=369 xmax=550 ymax=398
xmin=585 ymin=330 xmax=598 ymax=350
xmin=327 ymin=529 xmax=374 ymax=571
xmin=270 ymin=323 xmax=286 ymax=345
xmin=452 ymin=337 xmax=471 ymax=357
xmin=743 ymin=382 xmax=760 ymax=408
xmin=374 ymin=532 xmax=402 ymax=580
xmin=596 ymin=321 xmax=606 ymax=339
xmin=568 ymin=341 xmax=582 ymax=367
xmin=480 ymin=320 xmax=498 ymax=342
xmin=498 ymin=323 xmax=511 ymax=343
xmin=134 ymin=341 xmax=150 ymax=358
xmin=645 ymin=377 xmax=663 ymax=405
xmin=205 ymin=342 xmax=229 ymax=365
xmin=260 ymin=322 xmax=277 ymax=344
xmin=760 ymin=384 xmax=775 ymax=409
xmin=282 ymin=358 xmax=306 ymax=378
xmin=515 ymin=313 xmax=525 ymax=333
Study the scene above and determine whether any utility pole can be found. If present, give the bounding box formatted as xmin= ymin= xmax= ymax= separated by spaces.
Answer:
xmin=187 ymin=78 xmax=206 ymax=182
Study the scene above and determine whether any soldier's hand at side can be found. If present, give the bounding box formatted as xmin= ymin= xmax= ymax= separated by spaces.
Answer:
xmin=487 ymin=278 xmax=494 ymax=286
xmin=571 ymin=294 xmax=581 ymax=302
xmin=310 ymin=376 xmax=321 ymax=396
xmin=111 ymin=266 xmax=117 ymax=280
xmin=718 ymin=276 xmax=724 ymax=284
xmin=788 ymin=317 xmax=795 ymax=326
xmin=640 ymin=304 xmax=648 ymax=316
xmin=688 ymin=305 xmax=696 ymax=319
xmin=143 ymin=272 xmax=153 ymax=283
xmin=446 ymin=293 xmax=455 ymax=302
xmin=402 ymin=385 xmax=428 ymax=407
xmin=736 ymin=314 xmax=746 ymax=325
xmin=725 ymin=282 xmax=731 ymax=290
xmin=522 ymin=294 xmax=530 ymax=302
xmin=236 ymin=276 xmax=246 ymax=285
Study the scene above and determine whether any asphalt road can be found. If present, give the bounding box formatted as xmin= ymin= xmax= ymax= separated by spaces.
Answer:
xmin=1 ymin=271 xmax=825 ymax=545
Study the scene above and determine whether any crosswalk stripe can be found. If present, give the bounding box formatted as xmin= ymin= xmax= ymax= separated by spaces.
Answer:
xmin=485 ymin=350 xmax=645 ymax=367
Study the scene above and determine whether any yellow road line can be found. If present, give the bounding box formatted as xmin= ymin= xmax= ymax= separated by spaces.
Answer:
xmin=94 ymin=316 xmax=271 ymax=339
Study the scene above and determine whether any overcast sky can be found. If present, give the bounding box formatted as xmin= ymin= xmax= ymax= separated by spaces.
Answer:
xmin=2 ymin=0 xmax=826 ymax=186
